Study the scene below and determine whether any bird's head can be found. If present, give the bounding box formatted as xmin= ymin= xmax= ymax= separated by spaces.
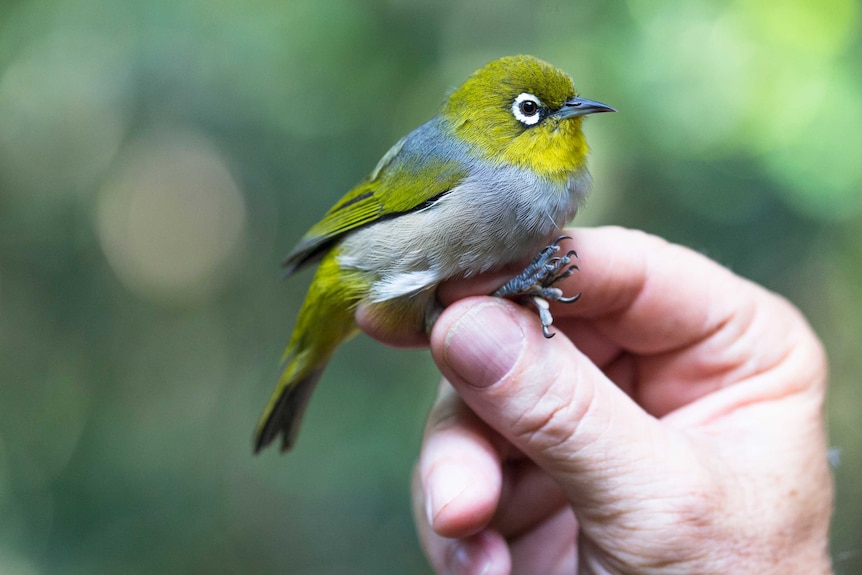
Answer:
xmin=442 ymin=55 xmax=614 ymax=180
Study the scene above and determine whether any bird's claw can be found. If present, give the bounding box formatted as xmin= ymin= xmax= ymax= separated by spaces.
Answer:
xmin=492 ymin=236 xmax=581 ymax=338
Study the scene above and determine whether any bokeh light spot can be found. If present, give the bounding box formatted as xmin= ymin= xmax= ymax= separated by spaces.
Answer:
xmin=0 ymin=551 xmax=39 ymax=575
xmin=0 ymin=32 xmax=130 ymax=197
xmin=761 ymin=73 xmax=862 ymax=219
xmin=96 ymin=130 xmax=248 ymax=305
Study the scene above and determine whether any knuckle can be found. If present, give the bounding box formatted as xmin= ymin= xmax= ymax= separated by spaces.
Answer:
xmin=507 ymin=368 xmax=594 ymax=456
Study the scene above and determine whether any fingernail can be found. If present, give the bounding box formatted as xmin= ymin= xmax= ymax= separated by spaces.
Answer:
xmin=426 ymin=463 xmax=471 ymax=528
xmin=443 ymin=302 xmax=525 ymax=389
xmin=447 ymin=536 xmax=493 ymax=575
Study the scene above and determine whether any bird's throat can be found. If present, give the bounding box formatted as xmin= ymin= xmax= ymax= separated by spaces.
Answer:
xmin=501 ymin=120 xmax=590 ymax=183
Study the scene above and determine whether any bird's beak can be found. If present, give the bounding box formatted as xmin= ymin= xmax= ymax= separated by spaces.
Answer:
xmin=554 ymin=96 xmax=616 ymax=119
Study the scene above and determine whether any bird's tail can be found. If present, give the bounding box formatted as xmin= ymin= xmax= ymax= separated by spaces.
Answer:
xmin=254 ymin=252 xmax=365 ymax=453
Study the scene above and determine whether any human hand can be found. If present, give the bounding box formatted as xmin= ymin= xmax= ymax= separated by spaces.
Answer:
xmin=397 ymin=227 xmax=832 ymax=574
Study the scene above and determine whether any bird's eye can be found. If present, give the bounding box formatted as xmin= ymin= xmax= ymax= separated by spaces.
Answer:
xmin=512 ymin=93 xmax=543 ymax=126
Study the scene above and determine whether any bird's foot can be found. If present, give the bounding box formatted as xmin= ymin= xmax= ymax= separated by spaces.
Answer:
xmin=492 ymin=236 xmax=581 ymax=338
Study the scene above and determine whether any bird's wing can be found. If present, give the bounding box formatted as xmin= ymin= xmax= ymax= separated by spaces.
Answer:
xmin=283 ymin=133 xmax=469 ymax=275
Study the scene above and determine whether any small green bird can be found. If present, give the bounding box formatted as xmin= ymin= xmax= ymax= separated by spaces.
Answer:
xmin=254 ymin=55 xmax=614 ymax=453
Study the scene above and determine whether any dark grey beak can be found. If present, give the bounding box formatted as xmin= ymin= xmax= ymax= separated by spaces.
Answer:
xmin=554 ymin=96 xmax=616 ymax=119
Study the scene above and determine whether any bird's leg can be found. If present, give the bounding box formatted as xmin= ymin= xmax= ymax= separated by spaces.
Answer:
xmin=492 ymin=235 xmax=581 ymax=338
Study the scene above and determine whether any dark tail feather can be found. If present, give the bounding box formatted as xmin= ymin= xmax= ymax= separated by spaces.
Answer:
xmin=254 ymin=368 xmax=324 ymax=453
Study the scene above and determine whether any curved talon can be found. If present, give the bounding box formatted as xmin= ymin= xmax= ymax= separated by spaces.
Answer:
xmin=530 ymin=296 xmax=556 ymax=339
xmin=542 ymin=265 xmax=578 ymax=287
xmin=548 ymin=269 xmax=572 ymax=285
xmin=558 ymin=292 xmax=581 ymax=304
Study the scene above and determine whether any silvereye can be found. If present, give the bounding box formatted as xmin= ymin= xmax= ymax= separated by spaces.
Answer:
xmin=254 ymin=55 xmax=614 ymax=453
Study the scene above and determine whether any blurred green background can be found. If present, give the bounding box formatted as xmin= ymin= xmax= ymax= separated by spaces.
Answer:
xmin=1 ymin=0 xmax=860 ymax=573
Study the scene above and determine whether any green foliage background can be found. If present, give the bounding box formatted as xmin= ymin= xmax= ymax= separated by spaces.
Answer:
xmin=1 ymin=0 xmax=860 ymax=573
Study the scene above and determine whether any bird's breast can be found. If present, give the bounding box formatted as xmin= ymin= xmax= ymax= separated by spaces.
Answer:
xmin=338 ymin=164 xmax=590 ymax=302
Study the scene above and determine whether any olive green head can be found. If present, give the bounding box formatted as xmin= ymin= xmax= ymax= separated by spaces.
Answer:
xmin=442 ymin=55 xmax=614 ymax=179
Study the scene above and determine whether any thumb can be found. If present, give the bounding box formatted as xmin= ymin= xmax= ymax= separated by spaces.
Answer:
xmin=429 ymin=297 xmax=701 ymax=518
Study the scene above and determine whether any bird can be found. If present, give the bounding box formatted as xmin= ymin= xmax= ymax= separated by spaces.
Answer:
xmin=254 ymin=55 xmax=615 ymax=453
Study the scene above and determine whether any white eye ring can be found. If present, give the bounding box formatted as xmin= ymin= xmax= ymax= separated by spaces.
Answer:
xmin=512 ymin=93 xmax=543 ymax=126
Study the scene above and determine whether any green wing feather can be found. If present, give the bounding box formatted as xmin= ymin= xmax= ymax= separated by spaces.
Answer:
xmin=283 ymin=135 xmax=468 ymax=275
